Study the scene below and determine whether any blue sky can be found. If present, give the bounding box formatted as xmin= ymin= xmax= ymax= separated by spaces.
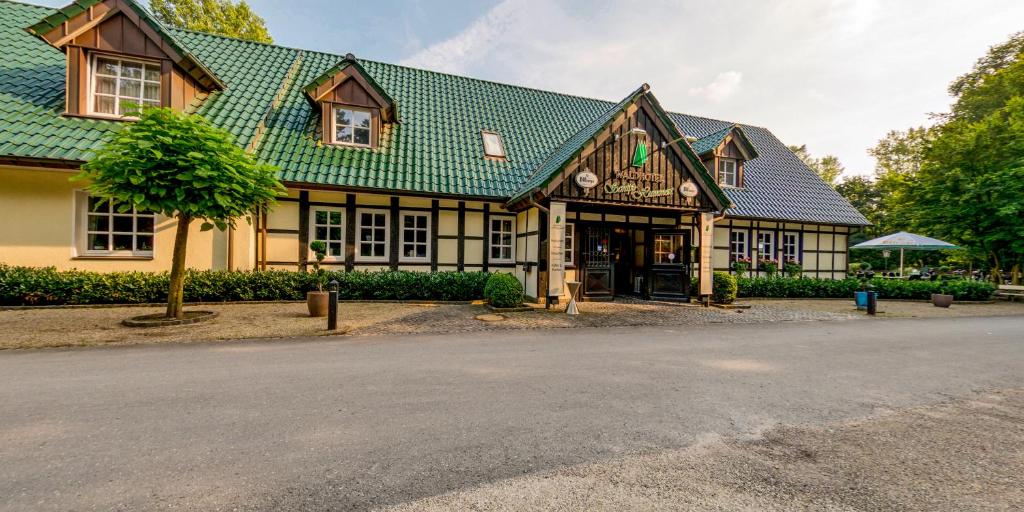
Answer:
xmin=34 ymin=0 xmax=1024 ymax=176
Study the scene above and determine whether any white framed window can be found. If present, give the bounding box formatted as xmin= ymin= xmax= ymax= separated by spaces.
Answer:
xmin=489 ymin=217 xmax=514 ymax=263
xmin=77 ymin=193 xmax=155 ymax=257
xmin=333 ymin=106 xmax=372 ymax=146
xmin=564 ymin=223 xmax=575 ymax=266
xmin=399 ymin=211 xmax=430 ymax=262
xmin=757 ymin=232 xmax=775 ymax=261
xmin=783 ymin=232 xmax=800 ymax=262
xmin=355 ymin=208 xmax=389 ymax=261
xmin=729 ymin=230 xmax=747 ymax=261
xmin=309 ymin=207 xmax=345 ymax=261
xmin=719 ymin=159 xmax=738 ymax=187
xmin=481 ymin=131 xmax=506 ymax=158
xmin=90 ymin=54 xmax=161 ymax=117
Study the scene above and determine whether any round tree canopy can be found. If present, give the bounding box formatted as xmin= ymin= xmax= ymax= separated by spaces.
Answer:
xmin=851 ymin=231 xmax=958 ymax=251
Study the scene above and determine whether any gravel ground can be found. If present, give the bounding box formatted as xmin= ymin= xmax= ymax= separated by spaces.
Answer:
xmin=382 ymin=388 xmax=1024 ymax=511
xmin=2 ymin=299 xmax=1021 ymax=350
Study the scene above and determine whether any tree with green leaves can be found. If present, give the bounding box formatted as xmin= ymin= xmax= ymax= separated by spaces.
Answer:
xmin=788 ymin=144 xmax=844 ymax=186
xmin=150 ymin=0 xmax=273 ymax=43
xmin=76 ymin=107 xmax=283 ymax=318
xmin=865 ymin=127 xmax=933 ymax=235
xmin=893 ymin=32 xmax=1024 ymax=282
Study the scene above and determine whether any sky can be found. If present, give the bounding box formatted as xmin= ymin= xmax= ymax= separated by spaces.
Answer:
xmin=35 ymin=0 xmax=1024 ymax=177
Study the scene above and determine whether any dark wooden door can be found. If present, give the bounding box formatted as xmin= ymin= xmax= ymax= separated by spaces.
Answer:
xmin=581 ymin=226 xmax=613 ymax=300
xmin=648 ymin=231 xmax=691 ymax=301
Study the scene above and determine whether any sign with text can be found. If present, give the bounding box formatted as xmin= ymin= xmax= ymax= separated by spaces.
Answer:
xmin=548 ymin=202 xmax=566 ymax=298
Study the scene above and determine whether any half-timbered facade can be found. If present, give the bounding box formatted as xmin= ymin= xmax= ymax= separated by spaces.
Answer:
xmin=0 ymin=0 xmax=869 ymax=303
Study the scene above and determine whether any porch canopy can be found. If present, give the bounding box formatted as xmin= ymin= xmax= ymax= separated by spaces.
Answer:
xmin=851 ymin=231 xmax=958 ymax=276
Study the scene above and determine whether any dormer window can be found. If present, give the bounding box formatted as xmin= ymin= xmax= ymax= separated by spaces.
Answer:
xmin=482 ymin=131 xmax=506 ymax=159
xmin=332 ymin=107 xmax=372 ymax=146
xmin=719 ymin=159 xmax=738 ymax=187
xmin=90 ymin=55 xmax=161 ymax=117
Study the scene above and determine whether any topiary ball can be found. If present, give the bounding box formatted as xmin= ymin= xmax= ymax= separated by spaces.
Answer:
xmin=484 ymin=272 xmax=524 ymax=308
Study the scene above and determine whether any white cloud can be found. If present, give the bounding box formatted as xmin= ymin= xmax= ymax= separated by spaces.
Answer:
xmin=688 ymin=71 xmax=743 ymax=102
xmin=398 ymin=0 xmax=1024 ymax=175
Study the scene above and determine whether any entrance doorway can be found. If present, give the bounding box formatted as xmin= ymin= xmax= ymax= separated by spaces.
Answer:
xmin=579 ymin=225 xmax=691 ymax=301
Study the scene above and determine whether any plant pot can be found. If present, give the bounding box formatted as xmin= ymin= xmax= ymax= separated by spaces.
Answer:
xmin=931 ymin=293 xmax=953 ymax=308
xmin=307 ymin=291 xmax=329 ymax=317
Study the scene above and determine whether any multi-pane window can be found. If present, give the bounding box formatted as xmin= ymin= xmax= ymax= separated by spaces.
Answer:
xmin=91 ymin=55 xmax=160 ymax=117
xmin=757 ymin=232 xmax=775 ymax=261
xmin=82 ymin=195 xmax=155 ymax=256
xmin=654 ymin=233 xmax=686 ymax=264
xmin=400 ymin=212 xmax=429 ymax=262
xmin=564 ymin=223 xmax=575 ymax=266
xmin=310 ymin=208 xmax=345 ymax=260
xmin=334 ymin=107 xmax=372 ymax=146
xmin=729 ymin=230 xmax=747 ymax=261
xmin=356 ymin=209 xmax=388 ymax=261
xmin=719 ymin=159 xmax=738 ymax=187
xmin=783 ymin=232 xmax=800 ymax=262
xmin=482 ymin=131 xmax=506 ymax=158
xmin=489 ymin=217 xmax=514 ymax=263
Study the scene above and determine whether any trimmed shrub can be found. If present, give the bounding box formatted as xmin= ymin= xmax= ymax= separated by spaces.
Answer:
xmin=0 ymin=265 xmax=490 ymax=306
xmin=735 ymin=276 xmax=994 ymax=301
xmin=483 ymin=272 xmax=524 ymax=308
xmin=712 ymin=271 xmax=738 ymax=304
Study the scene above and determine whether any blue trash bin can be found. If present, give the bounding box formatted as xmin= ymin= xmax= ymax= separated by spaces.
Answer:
xmin=854 ymin=291 xmax=868 ymax=310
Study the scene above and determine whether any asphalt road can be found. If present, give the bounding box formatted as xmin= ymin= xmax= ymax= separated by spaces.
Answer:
xmin=1 ymin=316 xmax=1022 ymax=511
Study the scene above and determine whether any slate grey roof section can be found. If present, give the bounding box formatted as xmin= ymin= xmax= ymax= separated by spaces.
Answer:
xmin=671 ymin=113 xmax=870 ymax=226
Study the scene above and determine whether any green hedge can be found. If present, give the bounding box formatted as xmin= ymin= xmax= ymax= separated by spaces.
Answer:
xmin=0 ymin=265 xmax=490 ymax=306
xmin=483 ymin=272 xmax=524 ymax=308
xmin=736 ymin=277 xmax=994 ymax=301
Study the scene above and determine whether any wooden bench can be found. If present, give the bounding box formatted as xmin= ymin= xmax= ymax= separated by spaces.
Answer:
xmin=995 ymin=284 xmax=1024 ymax=301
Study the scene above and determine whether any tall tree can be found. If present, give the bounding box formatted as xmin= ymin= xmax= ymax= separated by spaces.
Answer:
xmin=150 ymin=0 xmax=273 ymax=43
xmin=866 ymin=127 xmax=933 ymax=235
xmin=76 ymin=107 xmax=283 ymax=318
xmin=787 ymin=144 xmax=844 ymax=186
xmin=896 ymin=32 xmax=1024 ymax=281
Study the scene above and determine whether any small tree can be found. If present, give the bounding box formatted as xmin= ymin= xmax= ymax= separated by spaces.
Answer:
xmin=308 ymin=241 xmax=328 ymax=291
xmin=76 ymin=107 xmax=283 ymax=319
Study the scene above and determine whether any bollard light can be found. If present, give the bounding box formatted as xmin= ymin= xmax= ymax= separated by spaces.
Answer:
xmin=327 ymin=280 xmax=339 ymax=330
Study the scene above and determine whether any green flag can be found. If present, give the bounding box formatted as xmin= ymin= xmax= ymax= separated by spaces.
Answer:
xmin=632 ymin=142 xmax=648 ymax=167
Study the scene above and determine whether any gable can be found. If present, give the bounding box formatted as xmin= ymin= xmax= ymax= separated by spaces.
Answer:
xmin=27 ymin=0 xmax=222 ymax=90
xmin=304 ymin=56 xmax=397 ymax=122
xmin=542 ymin=95 xmax=722 ymax=212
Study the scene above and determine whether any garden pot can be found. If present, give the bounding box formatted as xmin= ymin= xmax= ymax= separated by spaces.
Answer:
xmin=307 ymin=291 xmax=329 ymax=317
xmin=931 ymin=293 xmax=954 ymax=308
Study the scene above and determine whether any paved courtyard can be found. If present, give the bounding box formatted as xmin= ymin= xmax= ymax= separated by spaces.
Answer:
xmin=1 ymin=316 xmax=1022 ymax=510
xmin=2 ymin=298 xmax=1022 ymax=349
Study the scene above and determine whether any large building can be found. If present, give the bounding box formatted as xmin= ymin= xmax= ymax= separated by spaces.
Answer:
xmin=0 ymin=0 xmax=868 ymax=302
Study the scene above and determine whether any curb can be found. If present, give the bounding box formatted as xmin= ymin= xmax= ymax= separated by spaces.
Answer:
xmin=122 ymin=310 xmax=219 ymax=328
xmin=1 ymin=299 xmax=478 ymax=311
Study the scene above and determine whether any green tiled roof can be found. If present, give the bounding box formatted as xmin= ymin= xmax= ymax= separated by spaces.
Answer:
xmin=507 ymin=84 xmax=646 ymax=204
xmin=0 ymin=0 xmax=868 ymax=225
xmin=690 ymin=124 xmax=758 ymax=160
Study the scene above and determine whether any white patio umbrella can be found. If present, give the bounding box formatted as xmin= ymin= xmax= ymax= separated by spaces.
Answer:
xmin=851 ymin=231 xmax=958 ymax=277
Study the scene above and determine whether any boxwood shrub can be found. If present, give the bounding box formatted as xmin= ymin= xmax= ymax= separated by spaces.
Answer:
xmin=712 ymin=271 xmax=738 ymax=304
xmin=483 ymin=272 xmax=524 ymax=308
xmin=0 ymin=265 xmax=490 ymax=306
xmin=736 ymin=277 xmax=994 ymax=301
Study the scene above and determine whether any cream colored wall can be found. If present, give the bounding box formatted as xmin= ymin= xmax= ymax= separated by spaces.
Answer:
xmin=713 ymin=217 xmax=852 ymax=279
xmin=0 ymin=166 xmax=231 ymax=272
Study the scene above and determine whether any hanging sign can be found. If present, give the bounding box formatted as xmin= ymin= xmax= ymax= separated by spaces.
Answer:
xmin=548 ymin=202 xmax=566 ymax=299
xmin=575 ymin=169 xmax=598 ymax=189
xmin=679 ymin=179 xmax=698 ymax=198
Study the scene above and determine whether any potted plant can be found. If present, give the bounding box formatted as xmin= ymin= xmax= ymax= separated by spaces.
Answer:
xmin=760 ymin=258 xmax=779 ymax=278
xmin=783 ymin=258 xmax=802 ymax=278
xmin=306 ymin=240 xmax=329 ymax=317
xmin=733 ymin=257 xmax=752 ymax=277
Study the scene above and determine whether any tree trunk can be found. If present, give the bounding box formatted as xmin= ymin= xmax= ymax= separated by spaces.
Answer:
xmin=166 ymin=214 xmax=192 ymax=319
xmin=990 ymin=251 xmax=1002 ymax=285
xmin=1012 ymin=263 xmax=1021 ymax=286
